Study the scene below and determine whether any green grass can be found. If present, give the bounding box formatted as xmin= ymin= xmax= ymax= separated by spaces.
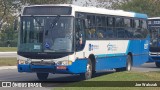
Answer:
xmin=0 ymin=47 xmax=17 ymax=52
xmin=0 ymin=57 xmax=17 ymax=66
xmin=54 ymin=71 xmax=160 ymax=90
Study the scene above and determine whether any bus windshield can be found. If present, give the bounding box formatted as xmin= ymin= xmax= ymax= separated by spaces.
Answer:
xmin=149 ymin=27 xmax=160 ymax=47
xmin=18 ymin=16 xmax=74 ymax=53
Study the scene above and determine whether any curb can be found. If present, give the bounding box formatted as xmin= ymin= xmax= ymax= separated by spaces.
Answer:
xmin=0 ymin=66 xmax=17 ymax=70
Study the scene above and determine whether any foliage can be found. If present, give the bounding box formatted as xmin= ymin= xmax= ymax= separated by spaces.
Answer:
xmin=0 ymin=0 xmax=72 ymax=47
xmin=97 ymin=0 xmax=160 ymax=17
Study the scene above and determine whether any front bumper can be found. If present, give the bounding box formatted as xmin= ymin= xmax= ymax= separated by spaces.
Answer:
xmin=18 ymin=59 xmax=88 ymax=74
xmin=149 ymin=52 xmax=160 ymax=62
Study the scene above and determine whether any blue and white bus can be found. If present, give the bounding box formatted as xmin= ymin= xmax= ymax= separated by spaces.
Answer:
xmin=16 ymin=4 xmax=149 ymax=80
xmin=148 ymin=17 xmax=160 ymax=67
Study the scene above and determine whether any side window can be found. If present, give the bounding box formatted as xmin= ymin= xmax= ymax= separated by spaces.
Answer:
xmin=96 ymin=16 xmax=106 ymax=39
xmin=108 ymin=17 xmax=114 ymax=27
xmin=124 ymin=18 xmax=133 ymax=38
xmin=135 ymin=20 xmax=140 ymax=28
xmin=87 ymin=15 xmax=96 ymax=28
xmin=141 ymin=20 xmax=148 ymax=38
xmin=115 ymin=17 xmax=124 ymax=27
xmin=96 ymin=27 xmax=106 ymax=39
xmin=86 ymin=15 xmax=96 ymax=39
xmin=115 ymin=17 xmax=125 ymax=38
xmin=96 ymin=16 xmax=102 ymax=26
xmin=75 ymin=18 xmax=86 ymax=51
xmin=106 ymin=17 xmax=116 ymax=39
xmin=124 ymin=18 xmax=130 ymax=27
xmin=134 ymin=19 xmax=143 ymax=38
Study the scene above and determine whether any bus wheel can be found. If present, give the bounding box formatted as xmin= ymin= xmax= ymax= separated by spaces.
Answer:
xmin=116 ymin=55 xmax=132 ymax=72
xmin=36 ymin=73 xmax=49 ymax=80
xmin=155 ymin=62 xmax=160 ymax=68
xmin=80 ymin=59 xmax=92 ymax=80
xmin=126 ymin=55 xmax=132 ymax=71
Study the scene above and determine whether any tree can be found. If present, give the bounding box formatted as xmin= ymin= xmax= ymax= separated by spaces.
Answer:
xmin=97 ymin=0 xmax=160 ymax=17
xmin=116 ymin=0 xmax=160 ymax=17
xmin=0 ymin=0 xmax=72 ymax=47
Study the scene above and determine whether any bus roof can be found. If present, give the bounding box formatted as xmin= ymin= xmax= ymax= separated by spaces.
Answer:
xmin=148 ymin=17 xmax=160 ymax=20
xmin=23 ymin=4 xmax=148 ymax=19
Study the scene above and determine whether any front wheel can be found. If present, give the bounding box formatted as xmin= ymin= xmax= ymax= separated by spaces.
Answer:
xmin=36 ymin=73 xmax=49 ymax=80
xmin=155 ymin=62 xmax=160 ymax=68
xmin=80 ymin=59 xmax=92 ymax=80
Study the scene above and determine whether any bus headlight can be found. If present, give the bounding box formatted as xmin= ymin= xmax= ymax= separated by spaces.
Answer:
xmin=56 ymin=60 xmax=72 ymax=65
xmin=18 ymin=60 xmax=25 ymax=64
xmin=18 ymin=56 xmax=31 ymax=64
xmin=25 ymin=58 xmax=32 ymax=64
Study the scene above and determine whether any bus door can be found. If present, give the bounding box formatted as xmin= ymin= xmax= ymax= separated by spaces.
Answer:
xmin=75 ymin=18 xmax=86 ymax=51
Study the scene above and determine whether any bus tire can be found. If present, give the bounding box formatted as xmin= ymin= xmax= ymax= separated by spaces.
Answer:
xmin=36 ymin=73 xmax=49 ymax=80
xmin=155 ymin=62 xmax=160 ymax=68
xmin=126 ymin=55 xmax=132 ymax=71
xmin=116 ymin=55 xmax=132 ymax=72
xmin=89 ymin=55 xmax=96 ymax=77
xmin=80 ymin=59 xmax=92 ymax=80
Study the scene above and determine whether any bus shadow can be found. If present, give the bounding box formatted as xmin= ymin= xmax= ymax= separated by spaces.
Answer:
xmin=46 ymin=70 xmax=115 ymax=82
xmin=37 ymin=70 xmax=115 ymax=87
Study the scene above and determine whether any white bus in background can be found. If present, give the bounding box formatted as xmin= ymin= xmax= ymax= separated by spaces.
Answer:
xmin=16 ymin=4 xmax=149 ymax=80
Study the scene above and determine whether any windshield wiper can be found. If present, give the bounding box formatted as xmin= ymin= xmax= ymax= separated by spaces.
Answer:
xmin=31 ymin=15 xmax=42 ymax=27
xmin=45 ymin=15 xmax=60 ymax=36
xmin=50 ymin=15 xmax=60 ymax=29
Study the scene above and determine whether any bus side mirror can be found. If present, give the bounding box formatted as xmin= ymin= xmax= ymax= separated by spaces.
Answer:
xmin=84 ymin=19 xmax=89 ymax=29
xmin=14 ymin=19 xmax=18 ymax=31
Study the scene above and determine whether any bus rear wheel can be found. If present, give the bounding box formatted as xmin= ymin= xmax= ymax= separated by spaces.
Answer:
xmin=126 ymin=55 xmax=132 ymax=71
xmin=36 ymin=73 xmax=49 ymax=80
xmin=155 ymin=62 xmax=160 ymax=68
xmin=80 ymin=59 xmax=92 ymax=80
xmin=116 ymin=55 xmax=132 ymax=72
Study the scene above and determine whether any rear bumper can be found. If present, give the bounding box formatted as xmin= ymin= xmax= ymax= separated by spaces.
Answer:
xmin=18 ymin=59 xmax=88 ymax=74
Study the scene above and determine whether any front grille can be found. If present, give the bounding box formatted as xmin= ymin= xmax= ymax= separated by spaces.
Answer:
xmin=31 ymin=62 xmax=55 ymax=66
xmin=32 ymin=68 xmax=55 ymax=73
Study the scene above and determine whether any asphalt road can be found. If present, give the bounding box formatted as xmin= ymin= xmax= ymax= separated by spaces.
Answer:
xmin=0 ymin=52 xmax=17 ymax=57
xmin=0 ymin=62 xmax=159 ymax=90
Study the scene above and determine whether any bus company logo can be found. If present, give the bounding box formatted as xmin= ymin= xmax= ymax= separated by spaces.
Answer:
xmin=144 ymin=40 xmax=149 ymax=49
xmin=89 ymin=44 xmax=99 ymax=51
xmin=107 ymin=43 xmax=117 ymax=51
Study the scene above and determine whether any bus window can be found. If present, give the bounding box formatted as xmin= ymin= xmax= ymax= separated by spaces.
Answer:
xmin=141 ymin=20 xmax=148 ymax=38
xmin=96 ymin=27 xmax=106 ymax=39
xmin=115 ymin=17 xmax=124 ymax=27
xmin=134 ymin=19 xmax=143 ymax=38
xmin=96 ymin=16 xmax=102 ymax=26
xmin=75 ymin=18 xmax=86 ymax=51
xmin=106 ymin=28 xmax=115 ymax=39
xmin=87 ymin=28 xmax=96 ymax=39
xmin=87 ymin=15 xmax=96 ymax=28
xmin=107 ymin=17 xmax=114 ymax=27
xmin=124 ymin=18 xmax=130 ymax=27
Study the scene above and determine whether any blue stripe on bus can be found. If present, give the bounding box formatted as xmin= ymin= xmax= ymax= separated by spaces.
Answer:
xmin=95 ymin=53 xmax=126 ymax=58
xmin=134 ymin=13 xmax=148 ymax=19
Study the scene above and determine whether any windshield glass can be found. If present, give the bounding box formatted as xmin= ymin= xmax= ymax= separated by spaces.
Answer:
xmin=18 ymin=16 xmax=73 ymax=52
xmin=149 ymin=27 xmax=160 ymax=47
